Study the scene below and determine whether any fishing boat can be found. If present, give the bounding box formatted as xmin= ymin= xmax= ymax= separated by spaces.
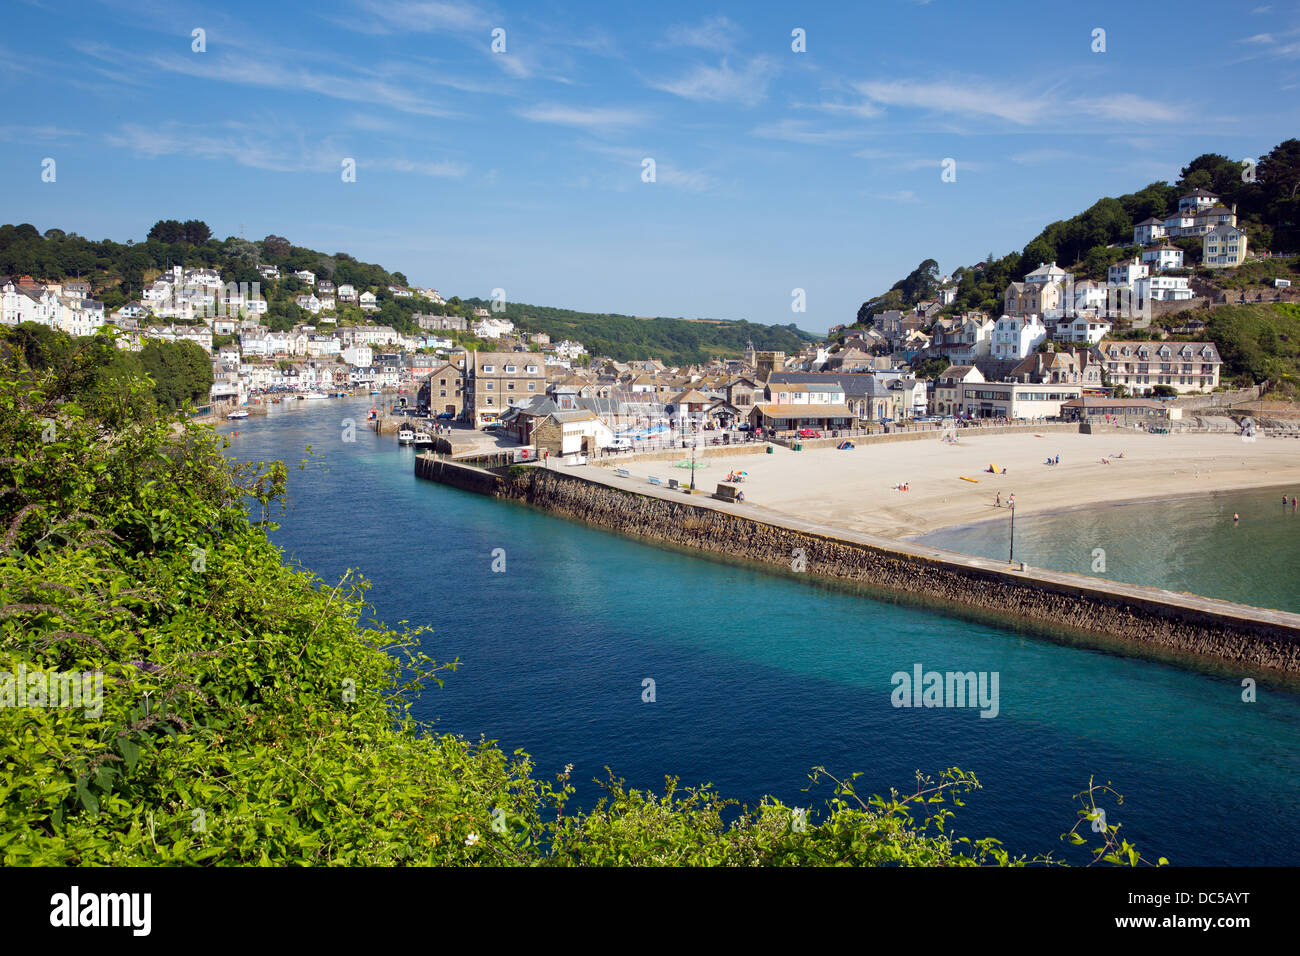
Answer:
xmin=226 ymin=409 xmax=249 ymax=420
xmin=397 ymin=426 xmax=416 ymax=445
xmin=413 ymin=431 xmax=433 ymax=447
xmin=306 ymin=391 xmax=328 ymax=401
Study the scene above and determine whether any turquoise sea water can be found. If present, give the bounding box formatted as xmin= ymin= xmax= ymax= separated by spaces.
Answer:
xmin=221 ymin=399 xmax=1300 ymax=865
xmin=917 ymin=489 xmax=1300 ymax=613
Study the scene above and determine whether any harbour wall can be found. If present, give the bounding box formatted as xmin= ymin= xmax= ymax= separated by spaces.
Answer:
xmin=414 ymin=454 xmax=1300 ymax=673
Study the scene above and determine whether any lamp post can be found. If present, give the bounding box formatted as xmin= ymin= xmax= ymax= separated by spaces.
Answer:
xmin=1008 ymin=502 xmax=1015 ymax=563
xmin=689 ymin=417 xmax=697 ymax=491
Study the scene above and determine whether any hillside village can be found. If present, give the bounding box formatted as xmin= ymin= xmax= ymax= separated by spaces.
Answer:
xmin=2 ymin=183 xmax=1298 ymax=457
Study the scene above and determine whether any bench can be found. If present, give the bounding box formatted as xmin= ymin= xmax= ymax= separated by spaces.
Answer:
xmin=712 ymin=483 xmax=739 ymax=503
xmin=614 ymin=468 xmax=631 ymax=477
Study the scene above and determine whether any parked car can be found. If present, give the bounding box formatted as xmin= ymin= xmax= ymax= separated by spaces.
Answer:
xmin=797 ymin=428 xmax=822 ymax=439
xmin=436 ymin=411 xmax=455 ymax=419
xmin=606 ymin=437 xmax=632 ymax=450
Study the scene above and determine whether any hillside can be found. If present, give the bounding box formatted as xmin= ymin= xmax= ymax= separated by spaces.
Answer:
xmin=0 ymin=223 xmax=816 ymax=365
xmin=857 ymin=138 xmax=1300 ymax=320
xmin=460 ymin=298 xmax=817 ymax=365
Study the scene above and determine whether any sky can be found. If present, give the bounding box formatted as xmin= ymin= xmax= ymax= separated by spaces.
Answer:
xmin=4 ymin=0 xmax=1299 ymax=334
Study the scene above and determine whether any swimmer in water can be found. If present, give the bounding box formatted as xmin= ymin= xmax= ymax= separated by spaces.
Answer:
xmin=1233 ymin=513 xmax=1240 ymax=523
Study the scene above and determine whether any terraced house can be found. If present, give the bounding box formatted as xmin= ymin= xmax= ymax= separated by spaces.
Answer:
xmin=1098 ymin=340 xmax=1222 ymax=394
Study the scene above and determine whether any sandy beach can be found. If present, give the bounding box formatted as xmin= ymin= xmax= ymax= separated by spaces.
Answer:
xmin=596 ymin=431 xmax=1300 ymax=539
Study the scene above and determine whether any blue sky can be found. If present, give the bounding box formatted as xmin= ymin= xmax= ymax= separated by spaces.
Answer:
xmin=5 ymin=0 xmax=1299 ymax=333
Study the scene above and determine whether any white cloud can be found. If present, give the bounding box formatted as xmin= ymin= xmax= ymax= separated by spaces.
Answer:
xmin=663 ymin=15 xmax=741 ymax=53
xmin=0 ymin=125 xmax=83 ymax=142
xmin=148 ymin=53 xmax=459 ymax=117
xmin=105 ymin=121 xmax=468 ymax=178
xmin=871 ymin=190 xmax=918 ymax=203
xmin=1079 ymin=93 xmax=1184 ymax=123
xmin=851 ymin=77 xmax=1184 ymax=127
xmin=854 ymin=78 xmax=1054 ymax=124
xmin=516 ymin=104 xmax=649 ymax=130
xmin=374 ymin=157 xmax=469 ymax=178
xmin=648 ymin=57 xmax=777 ymax=106
xmin=750 ymin=119 xmax=861 ymax=144
xmin=1010 ymin=148 xmax=1073 ymax=165
xmin=350 ymin=0 xmax=490 ymax=34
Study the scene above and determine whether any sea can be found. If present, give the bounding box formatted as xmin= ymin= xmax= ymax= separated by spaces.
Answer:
xmin=219 ymin=397 xmax=1300 ymax=865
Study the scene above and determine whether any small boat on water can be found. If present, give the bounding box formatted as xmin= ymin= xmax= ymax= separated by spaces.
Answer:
xmin=370 ymin=388 xmax=381 ymax=395
xmin=397 ymin=427 xmax=416 ymax=445
xmin=226 ymin=410 xmax=249 ymax=420
xmin=413 ymin=432 xmax=433 ymax=446
xmin=306 ymin=392 xmax=328 ymax=400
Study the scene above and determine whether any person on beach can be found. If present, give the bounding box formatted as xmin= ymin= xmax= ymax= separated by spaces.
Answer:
xmin=996 ymin=492 xmax=1002 ymax=508
xmin=1008 ymin=494 xmax=1015 ymax=508
xmin=1292 ymin=496 xmax=1297 ymax=510
xmin=1233 ymin=513 xmax=1240 ymax=523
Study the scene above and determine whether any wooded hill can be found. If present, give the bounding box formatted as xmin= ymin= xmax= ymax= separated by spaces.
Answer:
xmin=0 ymin=223 xmax=816 ymax=365
xmin=858 ymin=138 xmax=1300 ymax=321
xmin=459 ymin=298 xmax=817 ymax=366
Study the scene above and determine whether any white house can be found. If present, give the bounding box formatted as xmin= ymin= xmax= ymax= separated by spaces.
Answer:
xmin=1135 ymin=275 xmax=1192 ymax=302
xmin=1133 ymin=217 xmax=1167 ymax=246
xmin=1053 ymin=315 xmax=1111 ymax=345
xmin=294 ymin=270 xmax=316 ymax=286
xmin=359 ymin=291 xmax=378 ymax=311
xmin=1178 ymin=189 xmax=1219 ymax=213
xmin=1070 ymin=280 xmax=1109 ymax=314
xmin=341 ymin=345 xmax=373 ymax=367
xmin=1108 ymin=257 xmax=1149 ymax=287
xmin=1141 ymin=245 xmax=1184 ymax=271
xmin=991 ymin=314 xmax=1047 ymax=361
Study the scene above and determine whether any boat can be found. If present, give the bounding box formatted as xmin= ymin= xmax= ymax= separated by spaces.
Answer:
xmin=413 ymin=432 xmax=433 ymax=447
xmin=370 ymin=388 xmax=381 ymax=395
xmin=226 ymin=410 xmax=249 ymax=420
xmin=397 ymin=427 xmax=416 ymax=445
xmin=306 ymin=392 xmax=328 ymax=401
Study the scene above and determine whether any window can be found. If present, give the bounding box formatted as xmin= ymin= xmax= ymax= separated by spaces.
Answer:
xmin=485 ymin=383 xmax=494 ymax=390
xmin=528 ymin=382 xmax=536 ymax=391
xmin=507 ymin=382 xmax=515 ymax=390
xmin=482 ymin=365 xmax=494 ymax=373
xmin=505 ymin=365 xmax=516 ymax=373
xmin=526 ymin=365 xmax=538 ymax=373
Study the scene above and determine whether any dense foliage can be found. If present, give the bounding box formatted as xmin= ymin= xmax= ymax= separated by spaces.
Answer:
xmin=0 ymin=334 xmax=1157 ymax=865
xmin=4 ymin=323 xmax=211 ymax=414
xmin=1185 ymin=303 xmax=1300 ymax=387
xmin=460 ymin=299 xmax=817 ymax=365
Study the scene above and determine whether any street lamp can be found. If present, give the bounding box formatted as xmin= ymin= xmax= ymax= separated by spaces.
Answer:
xmin=689 ymin=417 xmax=697 ymax=491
